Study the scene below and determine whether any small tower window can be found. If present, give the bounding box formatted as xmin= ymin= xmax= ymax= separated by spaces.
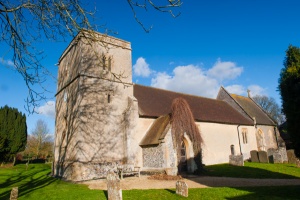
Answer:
xmin=107 ymin=94 xmax=111 ymax=103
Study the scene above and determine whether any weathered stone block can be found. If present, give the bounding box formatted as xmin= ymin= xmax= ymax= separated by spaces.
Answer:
xmin=176 ymin=180 xmax=188 ymax=197
xmin=250 ymin=150 xmax=259 ymax=162
xmin=229 ymin=155 xmax=244 ymax=166
xmin=10 ymin=187 xmax=18 ymax=200
xmin=258 ymin=151 xmax=268 ymax=163
xmin=279 ymin=147 xmax=288 ymax=162
xmin=287 ymin=149 xmax=297 ymax=164
xmin=107 ymin=171 xmax=122 ymax=200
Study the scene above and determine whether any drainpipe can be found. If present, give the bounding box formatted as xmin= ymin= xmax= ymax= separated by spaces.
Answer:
xmin=274 ymin=126 xmax=279 ymax=148
xmin=237 ymin=125 xmax=242 ymax=155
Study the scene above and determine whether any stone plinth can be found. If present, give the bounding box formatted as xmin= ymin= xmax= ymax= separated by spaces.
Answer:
xmin=229 ymin=155 xmax=244 ymax=166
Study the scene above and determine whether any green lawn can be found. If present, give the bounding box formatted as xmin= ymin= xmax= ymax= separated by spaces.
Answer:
xmin=1 ymin=163 xmax=300 ymax=199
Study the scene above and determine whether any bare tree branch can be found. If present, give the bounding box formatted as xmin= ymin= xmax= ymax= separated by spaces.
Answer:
xmin=126 ymin=0 xmax=182 ymax=32
xmin=0 ymin=0 xmax=183 ymax=113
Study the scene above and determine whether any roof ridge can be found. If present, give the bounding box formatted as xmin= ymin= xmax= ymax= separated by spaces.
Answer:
xmin=219 ymin=87 xmax=254 ymax=123
xmin=134 ymin=84 xmax=224 ymax=102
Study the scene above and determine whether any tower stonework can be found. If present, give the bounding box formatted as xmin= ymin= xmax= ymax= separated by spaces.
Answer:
xmin=53 ymin=31 xmax=138 ymax=181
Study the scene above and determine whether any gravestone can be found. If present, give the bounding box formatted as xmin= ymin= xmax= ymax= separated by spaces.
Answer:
xmin=107 ymin=171 xmax=122 ymax=200
xmin=10 ymin=187 xmax=18 ymax=200
xmin=176 ymin=180 xmax=188 ymax=197
xmin=258 ymin=151 xmax=268 ymax=163
xmin=250 ymin=150 xmax=259 ymax=162
xmin=229 ymin=155 xmax=244 ymax=166
xmin=273 ymin=153 xmax=282 ymax=164
xmin=296 ymin=159 xmax=300 ymax=168
xmin=287 ymin=149 xmax=297 ymax=164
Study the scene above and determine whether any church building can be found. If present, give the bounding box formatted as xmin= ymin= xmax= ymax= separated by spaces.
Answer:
xmin=53 ymin=30 xmax=284 ymax=181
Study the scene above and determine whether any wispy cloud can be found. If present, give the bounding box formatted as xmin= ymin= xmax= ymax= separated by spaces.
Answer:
xmin=35 ymin=101 xmax=55 ymax=118
xmin=0 ymin=58 xmax=14 ymax=67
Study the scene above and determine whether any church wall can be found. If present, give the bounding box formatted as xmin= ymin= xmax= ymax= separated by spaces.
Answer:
xmin=255 ymin=125 xmax=278 ymax=151
xmin=238 ymin=125 xmax=258 ymax=160
xmin=199 ymin=122 xmax=256 ymax=165
xmin=129 ymin=118 xmax=155 ymax=167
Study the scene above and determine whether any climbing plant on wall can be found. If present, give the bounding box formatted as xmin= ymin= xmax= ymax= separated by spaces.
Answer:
xmin=170 ymin=97 xmax=203 ymax=169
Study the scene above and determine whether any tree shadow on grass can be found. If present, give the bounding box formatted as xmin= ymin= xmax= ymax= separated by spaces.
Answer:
xmin=186 ymin=164 xmax=300 ymax=199
xmin=0 ymin=164 xmax=56 ymax=199
xmin=200 ymin=163 xmax=300 ymax=179
xmin=226 ymin=185 xmax=300 ymax=199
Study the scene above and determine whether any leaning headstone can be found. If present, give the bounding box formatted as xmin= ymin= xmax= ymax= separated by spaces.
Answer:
xmin=258 ymin=151 xmax=269 ymax=163
xmin=229 ymin=155 xmax=244 ymax=166
xmin=250 ymin=150 xmax=259 ymax=162
xmin=10 ymin=187 xmax=18 ymax=200
xmin=107 ymin=171 xmax=122 ymax=200
xmin=176 ymin=180 xmax=188 ymax=197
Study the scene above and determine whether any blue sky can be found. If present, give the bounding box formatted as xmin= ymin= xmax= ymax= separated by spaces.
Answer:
xmin=1 ymin=0 xmax=300 ymax=135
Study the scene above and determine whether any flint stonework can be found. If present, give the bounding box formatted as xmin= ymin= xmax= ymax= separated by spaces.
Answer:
xmin=107 ymin=171 xmax=122 ymax=200
xmin=279 ymin=147 xmax=288 ymax=162
xmin=176 ymin=180 xmax=188 ymax=197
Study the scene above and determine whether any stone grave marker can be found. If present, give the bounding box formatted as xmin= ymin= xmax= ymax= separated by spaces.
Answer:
xmin=10 ymin=187 xmax=18 ymax=200
xmin=107 ymin=171 xmax=122 ymax=200
xmin=258 ymin=151 xmax=268 ymax=163
xmin=176 ymin=180 xmax=188 ymax=197
xmin=229 ymin=155 xmax=244 ymax=166
xmin=250 ymin=150 xmax=259 ymax=162
xmin=287 ymin=149 xmax=297 ymax=164
xmin=296 ymin=159 xmax=300 ymax=168
xmin=273 ymin=153 xmax=282 ymax=163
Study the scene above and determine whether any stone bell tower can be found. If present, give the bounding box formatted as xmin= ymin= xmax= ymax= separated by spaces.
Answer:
xmin=53 ymin=30 xmax=138 ymax=181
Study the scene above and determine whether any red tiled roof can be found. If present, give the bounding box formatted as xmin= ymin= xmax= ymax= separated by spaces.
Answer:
xmin=133 ymin=84 xmax=253 ymax=125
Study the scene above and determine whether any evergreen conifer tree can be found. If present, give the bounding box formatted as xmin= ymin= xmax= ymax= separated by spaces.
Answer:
xmin=279 ymin=45 xmax=300 ymax=157
xmin=0 ymin=105 xmax=27 ymax=162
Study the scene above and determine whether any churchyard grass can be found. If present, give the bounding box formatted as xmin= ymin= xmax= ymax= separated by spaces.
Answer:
xmin=1 ymin=163 xmax=300 ymax=199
